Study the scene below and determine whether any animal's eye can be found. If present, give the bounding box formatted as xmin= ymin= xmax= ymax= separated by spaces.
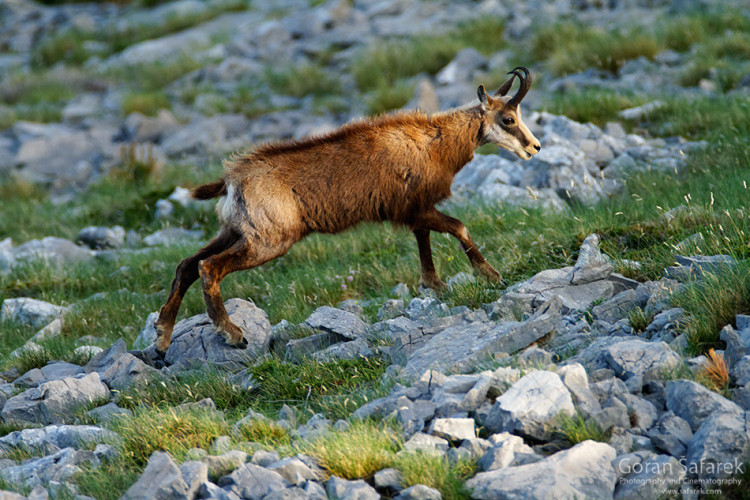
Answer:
xmin=502 ymin=117 xmax=515 ymax=126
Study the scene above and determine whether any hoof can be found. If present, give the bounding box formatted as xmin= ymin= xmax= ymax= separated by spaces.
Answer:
xmin=229 ymin=337 xmax=248 ymax=349
xmin=421 ymin=276 xmax=447 ymax=292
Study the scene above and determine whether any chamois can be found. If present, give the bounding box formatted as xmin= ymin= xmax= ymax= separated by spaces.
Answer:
xmin=153 ymin=67 xmax=541 ymax=353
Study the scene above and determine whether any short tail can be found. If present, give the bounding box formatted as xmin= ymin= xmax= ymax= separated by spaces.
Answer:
xmin=192 ymin=179 xmax=227 ymax=200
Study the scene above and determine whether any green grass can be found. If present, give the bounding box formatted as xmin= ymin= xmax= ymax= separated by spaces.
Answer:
xmin=74 ymin=460 xmax=141 ymax=500
xmin=108 ymin=406 xmax=229 ymax=466
xmin=246 ymin=357 xmax=391 ymax=419
xmin=529 ymin=11 xmax=750 ymax=77
xmin=542 ymin=89 xmax=647 ymax=127
xmin=32 ymin=0 xmax=247 ymax=67
xmin=672 ymin=263 xmax=750 ymax=354
xmin=116 ymin=368 xmax=255 ymax=416
xmin=122 ymin=91 xmax=171 ymax=116
xmin=395 ymin=452 xmax=477 ymax=500
xmin=554 ymin=412 xmax=609 ymax=446
xmin=265 ymin=63 xmax=341 ymax=98
xmin=235 ymin=418 xmax=292 ymax=448
xmin=299 ymin=419 xmax=401 ymax=479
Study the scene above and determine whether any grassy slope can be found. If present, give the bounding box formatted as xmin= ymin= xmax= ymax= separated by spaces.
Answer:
xmin=1 ymin=5 xmax=749 ymax=499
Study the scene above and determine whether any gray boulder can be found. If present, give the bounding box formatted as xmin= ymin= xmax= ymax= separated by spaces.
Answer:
xmin=478 ymin=433 xmax=537 ymax=471
xmin=143 ymin=227 xmax=204 ymax=246
xmin=428 ymin=418 xmax=475 ymax=442
xmin=285 ymin=332 xmax=341 ymax=362
xmin=592 ymin=289 xmax=638 ymax=324
xmin=402 ymin=432 xmax=450 ymax=456
xmin=121 ymin=451 xmax=188 ymax=500
xmin=165 ymin=299 xmax=272 ymax=369
xmin=218 ymin=463 xmax=290 ymax=498
xmin=1 ymin=372 xmax=111 ymax=425
xmin=556 ymin=363 xmax=601 ymax=418
xmin=5 ymin=237 xmax=94 ymax=269
xmin=98 ymin=352 xmax=159 ymax=390
xmin=327 ymin=476 xmax=380 ymax=500
xmin=604 ymin=340 xmax=681 ymax=381
xmin=305 ymin=306 xmax=368 ymax=339
xmin=466 ymin=440 xmax=617 ymax=500
xmin=0 ymin=425 xmax=116 ymax=455
xmin=1 ymin=298 xmax=66 ymax=329
xmin=0 ymin=447 xmax=83 ymax=488
xmin=484 ymin=370 xmax=575 ymax=441
xmin=510 ymin=266 xmax=615 ymax=314
xmin=685 ymin=410 xmax=750 ymax=481
xmin=648 ymin=411 xmax=693 ymax=457
xmin=77 ymin=226 xmax=125 ymax=250
xmin=666 ymin=380 xmax=743 ymax=431
xmin=614 ymin=455 xmax=685 ymax=500
xmin=267 ymin=457 xmax=320 ymax=486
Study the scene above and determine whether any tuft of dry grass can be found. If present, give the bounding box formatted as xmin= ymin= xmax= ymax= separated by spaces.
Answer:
xmin=698 ymin=348 xmax=730 ymax=393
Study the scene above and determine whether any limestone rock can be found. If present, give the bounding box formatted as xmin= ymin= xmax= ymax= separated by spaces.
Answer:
xmin=466 ymin=440 xmax=617 ymax=500
xmin=165 ymin=299 xmax=272 ymax=369
xmin=0 ymin=425 xmax=116 ymax=455
xmin=327 ymin=476 xmax=379 ymax=500
xmin=614 ymin=455 xmax=685 ymax=500
xmin=305 ymin=306 xmax=368 ymax=339
xmin=121 ymin=451 xmax=188 ymax=500
xmin=218 ymin=463 xmax=290 ymax=499
xmin=604 ymin=340 xmax=681 ymax=380
xmin=685 ymin=410 xmax=750 ymax=481
xmin=666 ymin=380 xmax=743 ymax=431
xmin=485 ymin=371 xmax=575 ymax=441
xmin=2 ymin=372 xmax=111 ymax=425
xmin=1 ymin=298 xmax=66 ymax=329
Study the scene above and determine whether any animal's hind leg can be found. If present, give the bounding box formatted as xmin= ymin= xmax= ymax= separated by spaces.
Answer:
xmin=198 ymin=238 xmax=293 ymax=346
xmin=154 ymin=228 xmax=240 ymax=353
xmin=414 ymin=229 xmax=446 ymax=291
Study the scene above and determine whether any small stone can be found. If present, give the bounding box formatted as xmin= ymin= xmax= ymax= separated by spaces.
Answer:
xmin=428 ymin=418 xmax=475 ymax=442
xmin=327 ymin=476 xmax=379 ymax=500
xmin=395 ymin=484 xmax=442 ymax=500
xmin=401 ymin=432 xmax=449 ymax=456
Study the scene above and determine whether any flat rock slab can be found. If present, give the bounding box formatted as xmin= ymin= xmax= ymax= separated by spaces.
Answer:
xmin=305 ymin=306 xmax=368 ymax=339
xmin=399 ymin=299 xmax=561 ymax=382
xmin=604 ymin=339 xmax=681 ymax=380
xmin=1 ymin=372 xmax=111 ymax=425
xmin=466 ymin=440 xmax=617 ymax=500
xmin=165 ymin=298 xmax=272 ymax=369
xmin=0 ymin=425 xmax=116 ymax=454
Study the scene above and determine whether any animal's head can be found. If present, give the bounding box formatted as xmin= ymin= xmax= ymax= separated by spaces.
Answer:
xmin=477 ymin=67 xmax=541 ymax=160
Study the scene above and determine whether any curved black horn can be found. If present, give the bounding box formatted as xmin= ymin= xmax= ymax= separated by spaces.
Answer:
xmin=494 ymin=72 xmax=517 ymax=97
xmin=507 ymin=66 xmax=531 ymax=107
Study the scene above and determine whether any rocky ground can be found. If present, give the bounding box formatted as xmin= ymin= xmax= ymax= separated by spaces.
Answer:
xmin=1 ymin=232 xmax=748 ymax=499
xmin=1 ymin=0 xmax=749 ymax=499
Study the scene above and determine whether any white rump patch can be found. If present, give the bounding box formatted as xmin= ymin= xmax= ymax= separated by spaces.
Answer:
xmin=216 ymin=183 xmax=235 ymax=222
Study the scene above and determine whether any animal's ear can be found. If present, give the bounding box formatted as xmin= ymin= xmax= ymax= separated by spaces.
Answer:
xmin=477 ymin=84 xmax=488 ymax=106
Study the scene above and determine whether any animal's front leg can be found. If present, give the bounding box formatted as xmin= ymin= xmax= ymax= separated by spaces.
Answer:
xmin=413 ymin=228 xmax=447 ymax=290
xmin=415 ymin=208 xmax=502 ymax=284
